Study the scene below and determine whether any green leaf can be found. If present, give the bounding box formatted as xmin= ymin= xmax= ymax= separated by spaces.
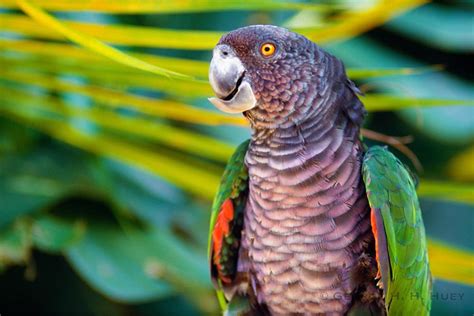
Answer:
xmin=361 ymin=94 xmax=474 ymax=111
xmin=32 ymin=215 xmax=86 ymax=253
xmin=446 ymin=146 xmax=474 ymax=182
xmin=0 ymin=218 xmax=32 ymax=271
xmin=418 ymin=181 xmax=474 ymax=205
xmin=0 ymin=178 xmax=56 ymax=229
xmin=65 ymin=220 xmax=173 ymax=303
xmin=328 ymin=36 xmax=474 ymax=143
xmin=347 ymin=65 xmax=443 ymax=79
xmin=0 ymin=105 xmax=221 ymax=200
xmin=2 ymin=0 xmax=334 ymax=13
xmin=0 ymin=85 xmax=236 ymax=163
xmin=3 ymin=0 xmax=427 ymax=52
xmin=0 ymin=138 xmax=95 ymax=228
xmin=428 ymin=240 xmax=474 ymax=286
xmin=16 ymin=1 xmax=189 ymax=78
xmin=141 ymin=227 xmax=217 ymax=313
xmin=0 ymin=69 xmax=244 ymax=126
xmin=291 ymin=0 xmax=428 ymax=44
xmin=386 ymin=4 xmax=474 ymax=51
xmin=0 ymin=38 xmax=210 ymax=78
xmin=1 ymin=13 xmax=221 ymax=51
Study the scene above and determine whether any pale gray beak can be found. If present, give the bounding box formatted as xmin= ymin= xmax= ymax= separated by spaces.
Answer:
xmin=208 ymin=44 xmax=256 ymax=114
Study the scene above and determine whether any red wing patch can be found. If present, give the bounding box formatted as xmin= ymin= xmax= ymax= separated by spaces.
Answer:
xmin=212 ymin=198 xmax=234 ymax=284
xmin=371 ymin=208 xmax=381 ymax=280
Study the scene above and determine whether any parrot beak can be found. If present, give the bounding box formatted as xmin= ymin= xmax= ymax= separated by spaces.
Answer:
xmin=208 ymin=44 xmax=257 ymax=114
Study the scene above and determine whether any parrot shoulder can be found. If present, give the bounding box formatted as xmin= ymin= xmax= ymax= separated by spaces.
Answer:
xmin=362 ymin=146 xmax=432 ymax=315
xmin=208 ymin=139 xmax=250 ymax=310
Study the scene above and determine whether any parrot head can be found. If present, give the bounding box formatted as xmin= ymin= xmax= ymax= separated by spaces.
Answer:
xmin=208 ymin=25 xmax=343 ymax=128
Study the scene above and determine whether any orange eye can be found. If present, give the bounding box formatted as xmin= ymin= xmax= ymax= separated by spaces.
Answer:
xmin=260 ymin=43 xmax=276 ymax=57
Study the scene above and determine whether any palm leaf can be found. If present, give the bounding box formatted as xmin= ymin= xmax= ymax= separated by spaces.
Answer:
xmin=0 ymin=69 xmax=243 ymax=126
xmin=0 ymin=105 xmax=221 ymax=199
xmin=418 ymin=181 xmax=474 ymax=205
xmin=0 ymin=86 xmax=235 ymax=163
xmin=0 ymin=38 xmax=210 ymax=77
xmin=347 ymin=65 xmax=443 ymax=79
xmin=446 ymin=146 xmax=474 ymax=182
xmin=428 ymin=240 xmax=474 ymax=286
xmin=4 ymin=0 xmax=426 ymax=51
xmin=292 ymin=0 xmax=428 ymax=43
xmin=360 ymin=94 xmax=474 ymax=111
xmin=2 ymin=0 xmax=335 ymax=13
xmin=16 ymin=1 xmax=189 ymax=78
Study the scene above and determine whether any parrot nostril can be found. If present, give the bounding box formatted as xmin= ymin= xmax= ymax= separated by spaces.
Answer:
xmin=218 ymin=45 xmax=231 ymax=58
xmin=215 ymin=44 xmax=233 ymax=59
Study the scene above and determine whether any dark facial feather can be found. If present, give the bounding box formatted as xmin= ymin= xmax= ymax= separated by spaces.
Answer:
xmin=217 ymin=25 xmax=365 ymax=130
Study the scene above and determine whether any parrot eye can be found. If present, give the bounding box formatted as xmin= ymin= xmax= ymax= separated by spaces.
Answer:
xmin=260 ymin=43 xmax=276 ymax=57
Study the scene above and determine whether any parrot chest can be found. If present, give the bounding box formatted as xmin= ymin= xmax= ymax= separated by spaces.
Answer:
xmin=241 ymin=124 xmax=373 ymax=315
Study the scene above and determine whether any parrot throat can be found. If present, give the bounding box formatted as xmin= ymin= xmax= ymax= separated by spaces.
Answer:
xmin=242 ymin=90 xmax=374 ymax=314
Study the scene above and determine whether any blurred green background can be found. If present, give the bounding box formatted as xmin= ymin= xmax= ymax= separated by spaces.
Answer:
xmin=0 ymin=0 xmax=473 ymax=315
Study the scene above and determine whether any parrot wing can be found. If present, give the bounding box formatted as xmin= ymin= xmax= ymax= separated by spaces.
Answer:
xmin=362 ymin=146 xmax=432 ymax=316
xmin=208 ymin=139 xmax=250 ymax=309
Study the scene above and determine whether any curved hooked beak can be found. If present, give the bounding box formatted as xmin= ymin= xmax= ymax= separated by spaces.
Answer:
xmin=208 ymin=44 xmax=256 ymax=114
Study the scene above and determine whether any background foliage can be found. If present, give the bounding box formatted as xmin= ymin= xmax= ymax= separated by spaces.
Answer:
xmin=0 ymin=0 xmax=473 ymax=315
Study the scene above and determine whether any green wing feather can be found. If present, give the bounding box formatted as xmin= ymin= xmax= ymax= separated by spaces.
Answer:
xmin=208 ymin=139 xmax=250 ymax=310
xmin=208 ymin=139 xmax=249 ymax=257
xmin=362 ymin=146 xmax=432 ymax=316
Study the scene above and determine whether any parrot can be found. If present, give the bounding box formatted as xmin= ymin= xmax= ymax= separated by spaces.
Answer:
xmin=207 ymin=25 xmax=431 ymax=316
